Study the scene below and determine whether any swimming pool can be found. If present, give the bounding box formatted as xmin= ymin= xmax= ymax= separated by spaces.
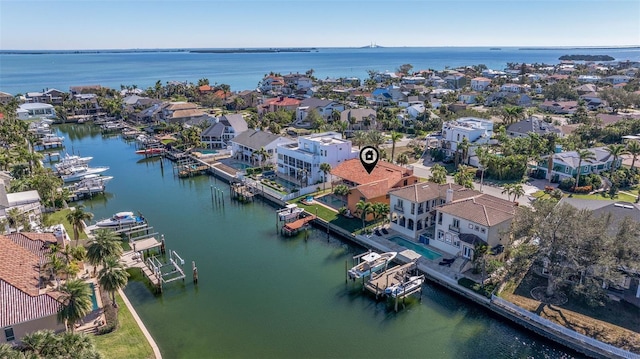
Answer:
xmin=89 ymin=283 xmax=99 ymax=311
xmin=387 ymin=236 xmax=442 ymax=260
xmin=200 ymin=150 xmax=218 ymax=155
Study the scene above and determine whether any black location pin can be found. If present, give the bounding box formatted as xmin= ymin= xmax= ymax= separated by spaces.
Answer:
xmin=359 ymin=146 xmax=379 ymax=174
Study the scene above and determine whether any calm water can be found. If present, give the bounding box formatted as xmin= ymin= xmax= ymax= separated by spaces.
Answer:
xmin=54 ymin=124 xmax=576 ymax=358
xmin=2 ymin=47 xmax=639 ymax=95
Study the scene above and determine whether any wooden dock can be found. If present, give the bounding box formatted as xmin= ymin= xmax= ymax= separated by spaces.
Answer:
xmin=281 ymin=214 xmax=316 ymax=236
xmin=230 ymin=182 xmax=255 ymax=202
xmin=364 ymin=262 xmax=417 ymax=298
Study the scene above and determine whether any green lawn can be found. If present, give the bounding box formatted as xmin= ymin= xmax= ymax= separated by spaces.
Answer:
xmin=42 ymin=209 xmax=89 ymax=241
xmin=93 ymin=293 xmax=156 ymax=359
xmin=291 ymin=197 xmax=364 ymax=233
xmin=570 ymin=192 xmax=637 ymax=202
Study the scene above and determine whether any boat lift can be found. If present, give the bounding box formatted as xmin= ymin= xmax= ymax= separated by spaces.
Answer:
xmin=145 ymin=249 xmax=187 ymax=292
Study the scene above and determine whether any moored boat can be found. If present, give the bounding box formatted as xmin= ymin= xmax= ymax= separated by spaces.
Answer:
xmin=384 ymin=275 xmax=425 ymax=298
xmin=348 ymin=251 xmax=397 ymax=280
xmin=95 ymin=211 xmax=145 ymax=227
xmin=135 ymin=148 xmax=165 ymax=155
xmin=60 ymin=166 xmax=109 ymax=182
xmin=55 ymin=153 xmax=93 ymax=172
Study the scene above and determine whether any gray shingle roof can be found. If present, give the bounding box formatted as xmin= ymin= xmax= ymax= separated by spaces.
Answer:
xmin=231 ymin=129 xmax=286 ymax=149
xmin=220 ymin=114 xmax=248 ymax=133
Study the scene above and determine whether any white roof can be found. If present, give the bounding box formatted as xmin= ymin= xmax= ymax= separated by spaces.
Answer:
xmin=19 ymin=103 xmax=54 ymax=110
xmin=6 ymin=190 xmax=41 ymax=206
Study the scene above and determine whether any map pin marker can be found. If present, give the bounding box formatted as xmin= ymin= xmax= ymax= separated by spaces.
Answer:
xmin=359 ymin=146 xmax=379 ymax=174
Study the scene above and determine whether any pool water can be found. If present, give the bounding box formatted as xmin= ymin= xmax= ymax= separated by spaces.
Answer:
xmin=387 ymin=236 xmax=443 ymax=260
xmin=89 ymin=283 xmax=99 ymax=311
xmin=200 ymin=150 xmax=218 ymax=155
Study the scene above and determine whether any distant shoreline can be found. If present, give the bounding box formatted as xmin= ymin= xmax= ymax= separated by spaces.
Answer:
xmin=520 ymin=46 xmax=640 ymax=50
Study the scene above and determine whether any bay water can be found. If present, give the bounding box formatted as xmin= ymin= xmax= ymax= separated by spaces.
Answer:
xmin=2 ymin=47 xmax=639 ymax=95
xmin=55 ymin=124 xmax=576 ymax=358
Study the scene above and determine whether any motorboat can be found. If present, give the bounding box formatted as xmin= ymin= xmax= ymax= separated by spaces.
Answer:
xmin=95 ymin=211 xmax=145 ymax=228
xmin=40 ymin=133 xmax=64 ymax=144
xmin=348 ymin=251 xmax=397 ymax=280
xmin=55 ymin=153 xmax=93 ymax=172
xmin=384 ymin=275 xmax=425 ymax=298
xmin=277 ymin=203 xmax=304 ymax=221
xmin=135 ymin=147 xmax=165 ymax=155
xmin=60 ymin=166 xmax=109 ymax=182
xmin=68 ymin=175 xmax=113 ymax=195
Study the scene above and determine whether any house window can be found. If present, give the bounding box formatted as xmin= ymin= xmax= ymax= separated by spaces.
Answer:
xmin=4 ymin=327 xmax=15 ymax=341
xmin=437 ymin=230 xmax=444 ymax=241
xmin=437 ymin=213 xmax=443 ymax=225
xmin=480 ymin=228 xmax=486 ymax=234
xmin=411 ymin=203 xmax=415 ymax=215
xmin=452 ymin=218 xmax=460 ymax=228
xmin=565 ymin=166 xmax=570 ymax=174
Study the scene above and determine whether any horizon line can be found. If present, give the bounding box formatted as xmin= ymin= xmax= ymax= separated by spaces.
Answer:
xmin=1 ymin=45 xmax=640 ymax=52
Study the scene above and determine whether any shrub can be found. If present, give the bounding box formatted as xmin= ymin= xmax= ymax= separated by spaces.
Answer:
xmin=97 ymin=288 xmax=118 ymax=335
xmin=544 ymin=185 xmax=555 ymax=193
xmin=558 ymin=177 xmax=576 ymax=191
xmin=573 ymin=185 xmax=593 ymax=193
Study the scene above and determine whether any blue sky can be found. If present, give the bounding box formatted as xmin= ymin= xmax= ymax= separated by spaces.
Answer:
xmin=1 ymin=0 xmax=639 ymax=49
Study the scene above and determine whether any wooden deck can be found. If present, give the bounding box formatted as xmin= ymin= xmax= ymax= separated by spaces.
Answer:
xmin=364 ymin=262 xmax=416 ymax=297
xmin=282 ymin=215 xmax=316 ymax=235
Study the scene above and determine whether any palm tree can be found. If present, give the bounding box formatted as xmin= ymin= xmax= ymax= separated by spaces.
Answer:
xmin=501 ymin=183 xmax=515 ymax=201
xmin=605 ymin=143 xmax=628 ymax=172
xmin=454 ymin=164 xmax=474 ymax=188
xmin=21 ymin=330 xmax=57 ymax=356
xmin=254 ymin=147 xmax=269 ymax=169
xmin=57 ymin=279 xmax=92 ymax=332
xmin=355 ymin=200 xmax=373 ymax=230
xmin=86 ymin=229 xmax=123 ymax=276
xmin=397 ymin=153 xmax=410 ymax=167
xmin=367 ymin=131 xmax=386 ymax=149
xmin=319 ymin=163 xmax=331 ymax=191
xmin=475 ymin=146 xmax=489 ymax=192
xmin=429 ymin=164 xmax=448 ymax=184
xmin=389 ymin=131 xmax=403 ymax=164
xmin=575 ymin=149 xmax=596 ymax=191
xmin=512 ymin=183 xmax=525 ymax=202
xmin=66 ymin=206 xmax=94 ymax=246
xmin=372 ymin=202 xmax=390 ymax=224
xmin=352 ymin=131 xmax=368 ymax=149
xmin=456 ymin=137 xmax=470 ymax=166
xmin=627 ymin=141 xmax=640 ymax=172
xmin=98 ymin=256 xmax=129 ymax=306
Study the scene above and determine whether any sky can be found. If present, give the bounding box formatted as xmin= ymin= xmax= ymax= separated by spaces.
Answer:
xmin=1 ymin=0 xmax=639 ymax=50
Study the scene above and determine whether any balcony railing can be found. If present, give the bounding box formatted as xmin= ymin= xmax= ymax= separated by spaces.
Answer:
xmin=394 ymin=205 xmax=404 ymax=212
xmin=417 ymin=208 xmax=424 ymax=214
xmin=448 ymin=224 xmax=460 ymax=233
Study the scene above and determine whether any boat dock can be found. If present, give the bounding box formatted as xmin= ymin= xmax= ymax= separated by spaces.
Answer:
xmin=363 ymin=261 xmax=424 ymax=311
xmin=281 ymin=214 xmax=316 ymax=236
xmin=230 ymin=182 xmax=255 ymax=202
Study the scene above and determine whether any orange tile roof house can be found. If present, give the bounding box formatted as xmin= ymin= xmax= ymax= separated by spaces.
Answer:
xmin=331 ymin=159 xmax=418 ymax=219
xmin=258 ymin=96 xmax=301 ymax=115
xmin=0 ymin=235 xmax=65 ymax=343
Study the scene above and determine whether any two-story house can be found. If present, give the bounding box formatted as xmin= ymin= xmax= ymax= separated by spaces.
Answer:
xmin=331 ymin=159 xmax=418 ymax=219
xmin=276 ymin=132 xmax=358 ymax=186
xmin=161 ymin=102 xmax=207 ymax=124
xmin=16 ymin=103 xmax=56 ymax=120
xmin=230 ymin=130 xmax=295 ymax=166
xmin=389 ymin=182 xmax=480 ymax=241
xmin=431 ymin=194 xmax=516 ymax=259
xmin=295 ymin=98 xmax=344 ymax=122
xmin=260 ymin=75 xmax=285 ymax=93
xmin=535 ymin=146 xmax=621 ymax=182
xmin=441 ymin=117 xmax=494 ymax=160
xmin=258 ymin=96 xmax=301 ymax=116
xmin=470 ymin=77 xmax=491 ymax=91
xmin=201 ymin=114 xmax=248 ymax=149
xmin=506 ymin=117 xmax=562 ymax=138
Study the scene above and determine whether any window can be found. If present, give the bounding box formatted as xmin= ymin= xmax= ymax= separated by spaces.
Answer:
xmin=474 ymin=225 xmax=479 ymax=231
xmin=480 ymin=228 xmax=486 ymax=234
xmin=437 ymin=230 xmax=444 ymax=241
xmin=437 ymin=213 xmax=443 ymax=225
xmin=452 ymin=218 xmax=460 ymax=228
xmin=4 ymin=327 xmax=14 ymax=342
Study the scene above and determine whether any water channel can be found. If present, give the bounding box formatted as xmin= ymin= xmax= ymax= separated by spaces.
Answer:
xmin=56 ymin=124 xmax=576 ymax=358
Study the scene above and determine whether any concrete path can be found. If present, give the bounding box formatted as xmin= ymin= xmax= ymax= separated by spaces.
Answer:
xmin=118 ymin=288 xmax=163 ymax=359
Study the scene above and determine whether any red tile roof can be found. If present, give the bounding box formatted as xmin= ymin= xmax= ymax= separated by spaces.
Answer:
xmin=198 ymin=85 xmax=212 ymax=93
xmin=356 ymin=179 xmax=390 ymax=199
xmin=0 ymin=280 xmax=61 ymax=327
xmin=263 ymin=97 xmax=301 ymax=107
xmin=331 ymin=159 xmax=412 ymax=186
xmin=6 ymin=232 xmax=57 ymax=263
xmin=0 ymin=236 xmax=43 ymax=296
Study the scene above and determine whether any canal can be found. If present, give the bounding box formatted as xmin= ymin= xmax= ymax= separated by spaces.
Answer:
xmin=56 ymin=124 xmax=576 ymax=358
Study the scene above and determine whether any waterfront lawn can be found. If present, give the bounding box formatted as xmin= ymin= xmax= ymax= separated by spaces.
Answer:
xmin=93 ymin=292 xmax=155 ymax=359
xmin=42 ymin=209 xmax=89 ymax=241
xmin=292 ymin=198 xmax=362 ymax=233
xmin=501 ymin=270 xmax=640 ymax=353
xmin=458 ymin=277 xmax=494 ymax=298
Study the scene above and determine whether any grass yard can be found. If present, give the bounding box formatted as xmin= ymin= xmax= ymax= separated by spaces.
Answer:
xmin=531 ymin=190 xmax=637 ymax=203
xmin=291 ymin=196 xmax=364 ymax=233
xmin=500 ymin=269 xmax=640 ymax=354
xmin=42 ymin=209 xmax=89 ymax=241
xmin=93 ymin=293 xmax=156 ymax=359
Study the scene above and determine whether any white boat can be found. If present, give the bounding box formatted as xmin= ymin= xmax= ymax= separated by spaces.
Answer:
xmin=384 ymin=275 xmax=425 ymax=298
xmin=277 ymin=204 xmax=304 ymax=221
xmin=95 ymin=211 xmax=145 ymax=227
xmin=348 ymin=251 xmax=397 ymax=280
xmin=55 ymin=153 xmax=93 ymax=171
xmin=40 ymin=133 xmax=64 ymax=144
xmin=60 ymin=166 xmax=109 ymax=182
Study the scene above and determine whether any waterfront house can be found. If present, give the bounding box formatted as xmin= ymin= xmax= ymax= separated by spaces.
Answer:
xmin=330 ymin=159 xmax=418 ymax=219
xmin=25 ymin=89 xmax=65 ymax=105
xmin=295 ymin=98 xmax=344 ymax=122
xmin=535 ymin=146 xmax=620 ymax=182
xmin=430 ymin=194 xmax=516 ymax=259
xmin=440 ymin=117 xmax=494 ymax=161
xmin=0 ymin=92 xmax=14 ymax=105
xmin=0 ymin=235 xmax=65 ymax=343
xmin=200 ymin=114 xmax=248 ymax=149
xmin=230 ymin=129 xmax=294 ymax=166
xmin=506 ymin=117 xmax=562 ymax=138
xmin=161 ymin=102 xmax=207 ymax=124
xmin=340 ymin=108 xmax=377 ymax=132
xmin=276 ymin=132 xmax=358 ymax=185
xmin=0 ymin=184 xmax=42 ymax=232
xmin=260 ymin=75 xmax=285 ymax=93
xmin=389 ymin=182 xmax=480 ymax=241
xmin=16 ymin=103 xmax=56 ymax=120
xmin=69 ymin=85 xmax=101 ymax=95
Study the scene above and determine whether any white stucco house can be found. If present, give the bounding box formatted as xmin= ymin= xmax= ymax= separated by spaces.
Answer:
xmin=230 ymin=130 xmax=294 ymax=166
xmin=17 ymin=103 xmax=56 ymax=120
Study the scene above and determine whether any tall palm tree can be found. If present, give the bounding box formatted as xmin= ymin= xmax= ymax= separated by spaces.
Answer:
xmin=319 ymin=163 xmax=331 ymax=191
xmin=429 ymin=164 xmax=448 ymax=184
xmin=367 ymin=131 xmax=386 ymax=149
xmin=254 ymin=147 xmax=269 ymax=169
xmin=57 ymin=279 xmax=92 ymax=332
xmin=627 ymin=140 xmax=640 ymax=172
xmin=575 ymin=149 xmax=596 ymax=191
xmin=454 ymin=164 xmax=474 ymax=188
xmin=389 ymin=131 xmax=403 ymax=163
xmin=352 ymin=131 xmax=368 ymax=149
xmin=501 ymin=183 xmax=515 ymax=201
xmin=98 ymin=256 xmax=129 ymax=306
xmin=512 ymin=183 xmax=526 ymax=202
xmin=397 ymin=153 xmax=410 ymax=167
xmin=355 ymin=200 xmax=373 ymax=230
xmin=372 ymin=202 xmax=390 ymax=224
xmin=66 ymin=206 xmax=94 ymax=246
xmin=605 ymin=143 xmax=628 ymax=172
xmin=86 ymin=229 xmax=123 ymax=276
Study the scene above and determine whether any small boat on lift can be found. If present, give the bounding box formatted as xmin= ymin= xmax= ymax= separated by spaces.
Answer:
xmin=348 ymin=251 xmax=397 ymax=280
xmin=95 ymin=211 xmax=145 ymax=228
xmin=384 ymin=275 xmax=425 ymax=298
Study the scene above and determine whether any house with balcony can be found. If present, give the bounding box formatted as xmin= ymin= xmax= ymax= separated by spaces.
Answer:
xmin=470 ymin=77 xmax=492 ymax=91
xmin=331 ymin=159 xmax=418 ymax=220
xmin=534 ymin=146 xmax=620 ymax=182
xmin=0 ymin=235 xmax=66 ymax=343
xmin=16 ymin=103 xmax=56 ymax=120
xmin=276 ymin=132 xmax=358 ymax=186
xmin=440 ymin=117 xmax=494 ymax=160
xmin=230 ymin=129 xmax=294 ymax=166
xmin=295 ymin=98 xmax=344 ymax=122
xmin=260 ymin=75 xmax=285 ymax=93
xmin=201 ymin=114 xmax=248 ymax=149
xmin=258 ymin=96 xmax=301 ymax=115
xmin=340 ymin=108 xmax=377 ymax=132
xmin=0 ymin=183 xmax=43 ymax=232
xmin=430 ymin=194 xmax=516 ymax=259
xmin=506 ymin=117 xmax=562 ymax=138
xmin=389 ymin=182 xmax=480 ymax=241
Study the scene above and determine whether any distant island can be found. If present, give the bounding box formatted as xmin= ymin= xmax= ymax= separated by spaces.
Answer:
xmin=190 ymin=48 xmax=315 ymax=54
xmin=558 ymin=54 xmax=615 ymax=61
xmin=489 ymin=48 xmax=502 ymax=51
